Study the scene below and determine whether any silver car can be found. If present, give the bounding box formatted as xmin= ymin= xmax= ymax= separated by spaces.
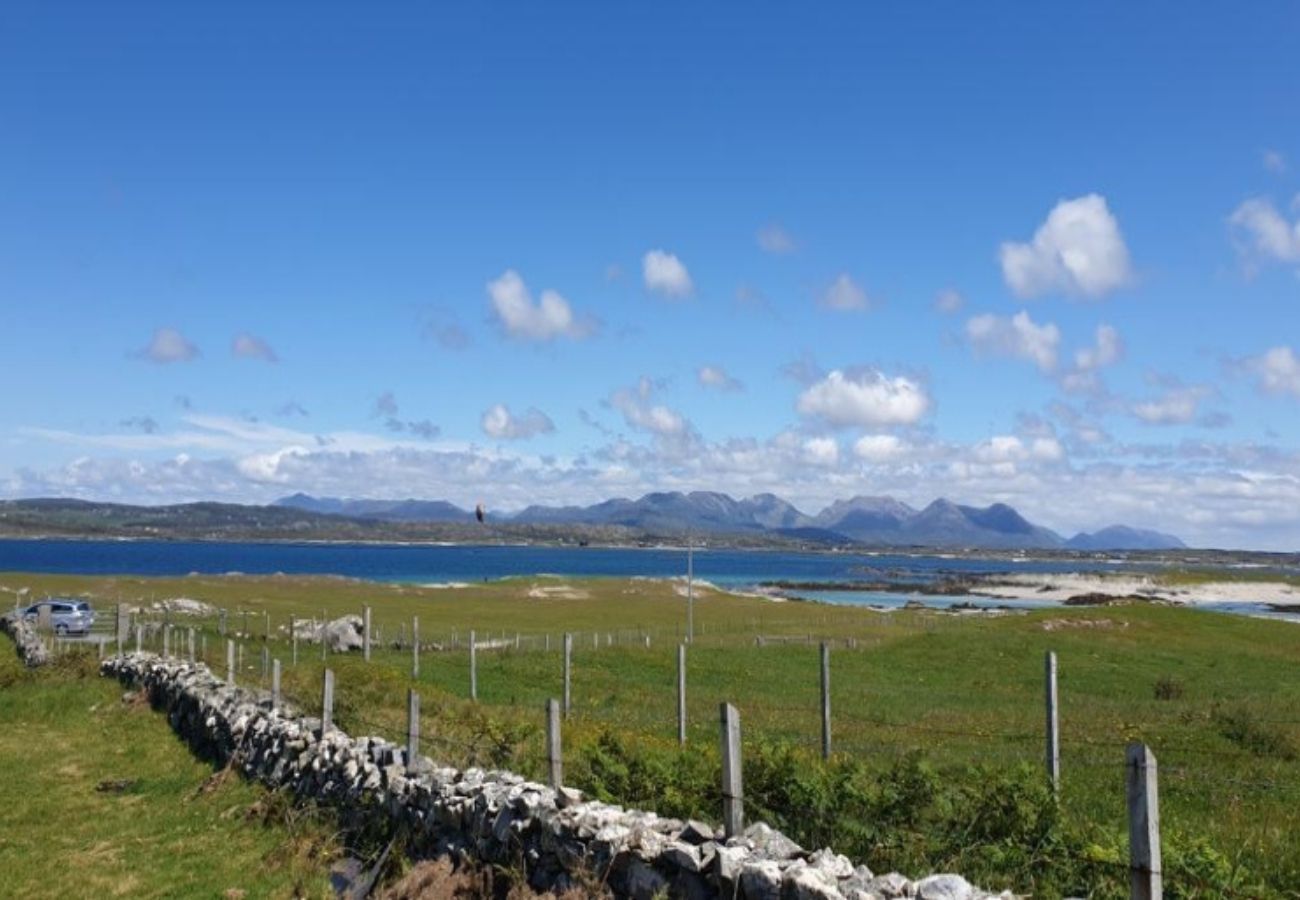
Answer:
xmin=23 ymin=599 xmax=95 ymax=635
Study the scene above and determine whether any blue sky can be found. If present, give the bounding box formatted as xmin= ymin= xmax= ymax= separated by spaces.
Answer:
xmin=2 ymin=3 xmax=1299 ymax=548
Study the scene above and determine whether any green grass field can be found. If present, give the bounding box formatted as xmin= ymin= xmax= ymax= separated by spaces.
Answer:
xmin=4 ymin=570 xmax=1300 ymax=897
xmin=0 ymin=643 xmax=338 ymax=899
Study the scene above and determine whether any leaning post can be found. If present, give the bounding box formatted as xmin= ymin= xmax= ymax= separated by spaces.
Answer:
xmin=720 ymin=703 xmax=744 ymax=838
xmin=1127 ymin=743 xmax=1162 ymax=900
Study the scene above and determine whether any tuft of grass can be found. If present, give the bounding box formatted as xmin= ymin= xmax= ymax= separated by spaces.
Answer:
xmin=1212 ymin=706 xmax=1297 ymax=761
xmin=1154 ymin=675 xmax=1185 ymax=701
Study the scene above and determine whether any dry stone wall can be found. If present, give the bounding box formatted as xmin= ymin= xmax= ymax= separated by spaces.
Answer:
xmin=101 ymin=653 xmax=1014 ymax=900
xmin=1 ymin=612 xmax=50 ymax=667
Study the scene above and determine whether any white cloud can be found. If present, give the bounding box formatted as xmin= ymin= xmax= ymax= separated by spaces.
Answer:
xmin=480 ymin=404 xmax=555 ymax=440
xmin=819 ymin=273 xmax=871 ymax=312
xmin=1263 ymin=149 xmax=1288 ymax=175
xmin=756 ymin=223 xmax=796 ymax=254
xmin=853 ymin=433 xmax=906 ymax=463
xmin=697 ymin=365 xmax=743 ymax=392
xmin=1228 ymin=198 xmax=1300 ymax=270
xmin=802 ymin=436 xmax=839 ymax=467
xmin=136 ymin=327 xmax=199 ymax=364
xmin=796 ymin=369 xmax=930 ymax=428
xmin=232 ymin=332 xmax=278 ymax=362
xmin=933 ymin=288 xmax=964 ymax=314
xmin=1247 ymin=346 xmax=1300 ymax=398
xmin=999 ymin=194 xmax=1133 ymax=298
xmin=642 ymin=250 xmax=694 ymax=298
xmin=1131 ymin=385 xmax=1211 ymax=425
xmin=965 ymin=310 xmax=1060 ymax=372
xmin=487 ymin=269 xmax=593 ymax=341
xmin=608 ymin=378 xmax=689 ymax=436
xmin=1074 ymin=323 xmax=1123 ymax=371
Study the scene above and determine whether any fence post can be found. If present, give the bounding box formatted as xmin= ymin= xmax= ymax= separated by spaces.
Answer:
xmin=1127 ymin=743 xmax=1162 ymax=900
xmin=264 ymin=611 xmax=269 ymax=641
xmin=563 ymin=633 xmax=572 ymax=717
xmin=115 ymin=604 xmax=126 ymax=652
xmin=720 ymin=703 xmax=744 ymax=838
xmin=261 ymin=645 xmax=270 ymax=681
xmin=322 ymin=669 xmax=335 ymax=734
xmin=1045 ymin=650 xmax=1060 ymax=796
xmin=135 ymin=625 xmax=142 ymax=654
xmin=412 ymin=616 xmax=420 ymax=679
xmin=162 ymin=626 xmax=170 ymax=659
xmin=677 ymin=643 xmax=687 ymax=746
xmin=292 ymin=630 xmax=298 ymax=666
xmin=363 ymin=606 xmax=372 ymax=662
xmin=188 ymin=628 xmax=195 ymax=663
xmin=321 ymin=608 xmax=327 ymax=661
xmin=547 ymin=698 xmax=563 ymax=789
xmin=219 ymin=608 xmax=227 ymax=636
xmin=820 ymin=641 xmax=832 ymax=760
xmin=407 ymin=689 xmax=420 ymax=770
xmin=201 ymin=634 xmax=207 ymax=661
xmin=272 ymin=658 xmax=282 ymax=710
xmin=226 ymin=640 xmax=236 ymax=685
xmin=469 ymin=630 xmax=477 ymax=700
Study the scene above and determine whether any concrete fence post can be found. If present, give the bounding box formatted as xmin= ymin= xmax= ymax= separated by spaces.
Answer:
xmin=272 ymin=658 xmax=282 ymax=710
xmin=1046 ymin=650 xmax=1060 ymax=796
xmin=563 ymin=633 xmax=573 ymax=717
xmin=547 ymin=698 xmax=563 ymax=789
xmin=322 ymin=669 xmax=335 ymax=734
xmin=1127 ymin=743 xmax=1162 ymax=900
xmin=162 ymin=625 xmax=170 ymax=659
xmin=188 ymin=628 xmax=195 ymax=663
xmin=261 ymin=645 xmax=270 ymax=681
xmin=407 ymin=689 xmax=421 ymax=770
xmin=135 ymin=625 xmax=142 ymax=655
xmin=677 ymin=644 xmax=687 ymax=746
xmin=820 ymin=641 xmax=832 ymax=760
xmin=321 ymin=609 xmax=328 ymax=661
xmin=469 ymin=630 xmax=477 ymax=701
xmin=363 ymin=606 xmax=372 ymax=662
xmin=412 ymin=616 xmax=420 ymax=679
xmin=720 ymin=703 xmax=744 ymax=838
xmin=226 ymin=640 xmax=236 ymax=685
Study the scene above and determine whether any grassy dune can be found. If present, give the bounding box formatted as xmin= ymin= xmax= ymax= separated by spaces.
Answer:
xmin=4 ymin=571 xmax=1300 ymax=896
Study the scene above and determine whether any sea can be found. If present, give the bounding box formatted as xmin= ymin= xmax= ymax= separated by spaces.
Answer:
xmin=0 ymin=538 xmax=1295 ymax=620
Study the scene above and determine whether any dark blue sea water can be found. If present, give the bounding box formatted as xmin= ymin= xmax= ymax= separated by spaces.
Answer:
xmin=0 ymin=538 xmax=1108 ymax=585
xmin=1 ymin=538 xmax=1292 ymax=619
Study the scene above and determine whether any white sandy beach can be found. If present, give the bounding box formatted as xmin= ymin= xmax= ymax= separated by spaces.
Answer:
xmin=967 ymin=572 xmax=1300 ymax=608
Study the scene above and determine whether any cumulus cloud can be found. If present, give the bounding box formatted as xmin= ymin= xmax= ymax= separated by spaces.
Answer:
xmin=999 ymin=194 xmax=1133 ymax=298
xmin=1061 ymin=323 xmax=1124 ymax=393
xmin=965 ymin=310 xmax=1061 ymax=372
xmin=1131 ymin=384 xmax=1211 ymax=425
xmin=232 ymin=332 xmax=278 ymax=362
xmin=608 ymin=378 xmax=689 ymax=437
xmin=642 ymin=250 xmax=693 ymax=298
xmin=972 ymin=435 xmax=1064 ymax=464
xmin=1228 ymin=198 xmax=1300 ymax=271
xmin=819 ymin=274 xmax=871 ymax=312
xmin=488 ymin=269 xmax=594 ymax=341
xmin=697 ymin=365 xmax=743 ymax=392
xmin=135 ymin=327 xmax=199 ymax=364
xmin=933 ymin=289 xmax=964 ymax=314
xmin=756 ymin=223 xmax=796 ymax=254
xmin=853 ymin=434 xmax=907 ymax=463
xmin=1246 ymin=346 xmax=1300 ymax=398
xmin=796 ymin=369 xmax=930 ymax=428
xmin=480 ymin=404 xmax=556 ymax=440
xmin=802 ymin=436 xmax=839 ymax=467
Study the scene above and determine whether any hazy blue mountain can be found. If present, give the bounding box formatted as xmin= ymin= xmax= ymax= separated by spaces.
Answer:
xmin=276 ymin=491 xmax=1182 ymax=550
xmin=1065 ymin=525 xmax=1187 ymax=551
xmin=274 ymin=493 xmax=474 ymax=523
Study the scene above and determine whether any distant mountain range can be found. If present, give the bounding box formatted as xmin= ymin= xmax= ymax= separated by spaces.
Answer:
xmin=274 ymin=491 xmax=1185 ymax=550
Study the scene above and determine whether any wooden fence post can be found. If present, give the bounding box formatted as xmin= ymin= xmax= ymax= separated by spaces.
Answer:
xmin=677 ymin=644 xmax=687 ymax=746
xmin=547 ymin=698 xmax=562 ymax=789
xmin=1046 ymin=651 xmax=1060 ymax=795
xmin=272 ymin=658 xmax=282 ymax=710
xmin=321 ymin=669 xmax=335 ymax=734
xmin=720 ymin=703 xmax=744 ymax=838
xmin=407 ymin=689 xmax=421 ymax=771
xmin=412 ymin=616 xmax=420 ymax=679
xmin=363 ymin=606 xmax=372 ymax=662
xmin=1127 ymin=743 xmax=1162 ymax=900
xmin=226 ymin=640 xmax=236 ymax=685
xmin=820 ymin=641 xmax=832 ymax=760
xmin=563 ymin=633 xmax=572 ymax=717
xmin=469 ymin=630 xmax=477 ymax=700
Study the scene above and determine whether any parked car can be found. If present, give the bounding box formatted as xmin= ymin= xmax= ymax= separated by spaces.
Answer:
xmin=22 ymin=599 xmax=95 ymax=635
